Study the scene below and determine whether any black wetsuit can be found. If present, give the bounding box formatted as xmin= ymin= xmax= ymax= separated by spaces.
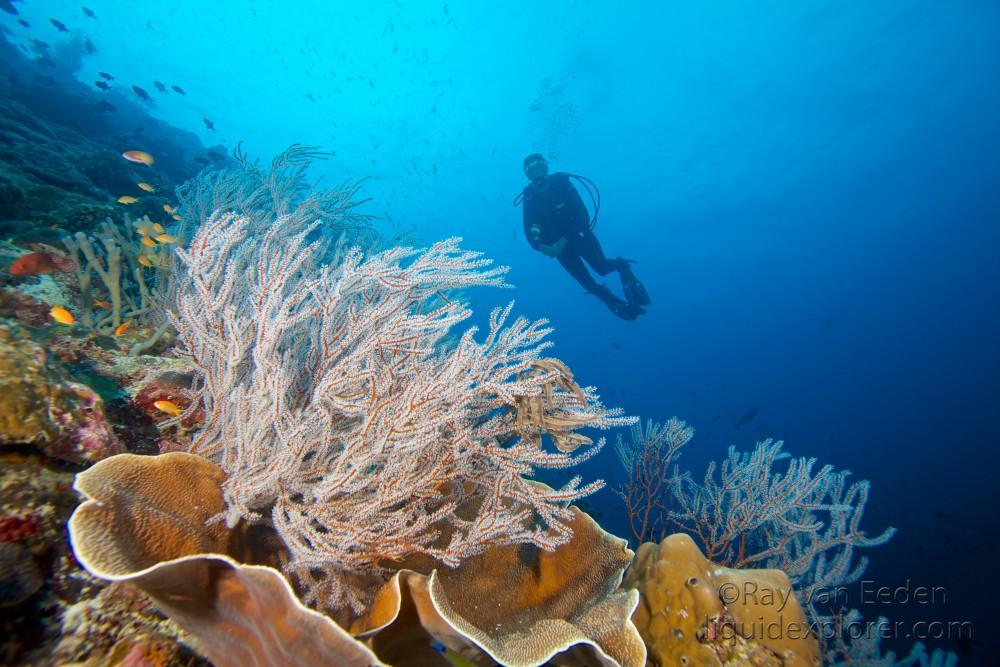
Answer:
xmin=521 ymin=172 xmax=629 ymax=303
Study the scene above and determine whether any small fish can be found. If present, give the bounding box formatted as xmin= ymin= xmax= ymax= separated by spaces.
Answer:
xmin=122 ymin=150 xmax=154 ymax=165
xmin=140 ymin=237 xmax=157 ymax=247
xmin=132 ymin=85 xmax=151 ymax=102
xmin=96 ymin=100 xmax=116 ymax=113
xmin=82 ymin=7 xmax=96 ymax=19
xmin=50 ymin=305 xmax=74 ymax=325
xmin=137 ymin=182 xmax=155 ymax=192
xmin=8 ymin=251 xmax=75 ymax=276
xmin=93 ymin=79 xmax=109 ymax=91
xmin=99 ymin=71 xmax=113 ymax=80
xmin=171 ymin=214 xmax=181 ymax=221
xmin=49 ymin=18 xmax=68 ymax=32
xmin=137 ymin=255 xmax=153 ymax=268
xmin=153 ymin=400 xmax=182 ymax=417
xmin=151 ymin=223 xmax=164 ymax=233
xmin=171 ymin=84 xmax=186 ymax=95
xmin=94 ymin=299 xmax=111 ymax=309
xmin=17 ymin=19 xmax=30 ymax=28
xmin=155 ymin=233 xmax=179 ymax=243
xmin=114 ymin=321 xmax=130 ymax=336
xmin=117 ymin=195 xmax=139 ymax=204
xmin=203 ymin=117 xmax=215 ymax=131
xmin=734 ymin=406 xmax=759 ymax=429
xmin=430 ymin=642 xmax=476 ymax=667
xmin=153 ymin=80 xmax=166 ymax=93
xmin=84 ymin=37 xmax=95 ymax=54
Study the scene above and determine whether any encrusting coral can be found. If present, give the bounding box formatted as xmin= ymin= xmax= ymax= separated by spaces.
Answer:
xmin=623 ymin=533 xmax=820 ymax=667
xmin=0 ymin=323 xmax=122 ymax=463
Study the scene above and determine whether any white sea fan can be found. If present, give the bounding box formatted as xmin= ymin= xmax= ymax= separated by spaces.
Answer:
xmin=172 ymin=208 xmax=629 ymax=611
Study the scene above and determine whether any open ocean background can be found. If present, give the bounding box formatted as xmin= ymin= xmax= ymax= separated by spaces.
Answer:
xmin=3 ymin=1 xmax=998 ymax=663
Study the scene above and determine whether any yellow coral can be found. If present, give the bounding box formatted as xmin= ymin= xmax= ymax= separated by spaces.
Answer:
xmin=0 ymin=324 xmax=122 ymax=462
xmin=623 ymin=534 xmax=820 ymax=667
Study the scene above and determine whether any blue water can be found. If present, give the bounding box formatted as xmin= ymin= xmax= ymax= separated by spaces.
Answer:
xmin=5 ymin=0 xmax=998 ymax=663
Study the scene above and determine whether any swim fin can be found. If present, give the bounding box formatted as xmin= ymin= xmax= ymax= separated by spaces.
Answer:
xmin=618 ymin=261 xmax=651 ymax=307
xmin=608 ymin=299 xmax=645 ymax=321
xmin=591 ymin=283 xmax=645 ymax=320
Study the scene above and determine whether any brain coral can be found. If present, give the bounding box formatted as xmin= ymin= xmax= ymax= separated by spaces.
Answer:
xmin=623 ymin=534 xmax=820 ymax=667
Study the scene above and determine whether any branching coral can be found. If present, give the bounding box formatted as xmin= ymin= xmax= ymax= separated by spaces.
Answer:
xmin=60 ymin=213 xmax=177 ymax=348
xmin=667 ymin=440 xmax=895 ymax=596
xmin=172 ymin=206 xmax=630 ymax=612
xmin=175 ymin=143 xmax=378 ymax=252
xmin=663 ymin=437 xmax=900 ymax=664
xmin=615 ymin=421 xmax=917 ymax=664
xmin=614 ymin=417 xmax=694 ymax=546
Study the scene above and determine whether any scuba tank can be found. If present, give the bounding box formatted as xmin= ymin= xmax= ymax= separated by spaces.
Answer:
xmin=513 ymin=172 xmax=602 ymax=230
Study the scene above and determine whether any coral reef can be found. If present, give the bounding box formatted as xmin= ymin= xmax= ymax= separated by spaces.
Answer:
xmin=624 ymin=533 xmax=820 ymax=666
xmin=172 ymin=205 xmax=629 ymax=611
xmin=0 ymin=323 xmax=122 ymax=463
xmin=0 ymin=92 xmax=120 ymax=231
xmin=0 ymin=453 xmax=78 ymax=660
xmin=0 ymin=32 xmax=205 ymax=241
xmin=53 ymin=580 xmax=198 ymax=667
xmin=615 ymin=418 xmax=694 ymax=546
xmin=0 ymin=452 xmax=182 ymax=664
xmin=667 ymin=439 xmax=897 ymax=662
xmin=174 ymin=144 xmax=377 ymax=250
xmin=68 ymin=452 xmax=646 ymax=667
xmin=359 ymin=509 xmax=645 ymax=667
xmin=61 ymin=213 xmax=179 ymax=341
xmin=0 ymin=127 xmax=919 ymax=665
xmin=0 ymin=542 xmax=44 ymax=608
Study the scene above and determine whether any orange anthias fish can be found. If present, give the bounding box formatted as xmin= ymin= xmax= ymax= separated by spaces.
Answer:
xmin=118 ymin=195 xmax=139 ymax=205
xmin=140 ymin=237 xmax=158 ymax=247
xmin=8 ymin=252 xmax=75 ymax=276
xmin=94 ymin=299 xmax=111 ymax=310
xmin=122 ymin=150 xmax=155 ymax=165
xmin=156 ymin=234 xmax=179 ymax=244
xmin=114 ymin=321 xmax=130 ymax=336
xmin=50 ymin=306 xmax=75 ymax=325
xmin=162 ymin=203 xmax=176 ymax=214
xmin=153 ymin=400 xmax=182 ymax=417
xmin=137 ymin=182 xmax=156 ymax=192
xmin=138 ymin=256 xmax=153 ymax=268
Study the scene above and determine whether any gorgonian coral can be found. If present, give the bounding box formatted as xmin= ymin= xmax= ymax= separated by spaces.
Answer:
xmin=172 ymin=205 xmax=630 ymax=611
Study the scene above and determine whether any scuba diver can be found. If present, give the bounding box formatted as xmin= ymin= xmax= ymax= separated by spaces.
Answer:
xmin=515 ymin=153 xmax=650 ymax=320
